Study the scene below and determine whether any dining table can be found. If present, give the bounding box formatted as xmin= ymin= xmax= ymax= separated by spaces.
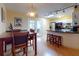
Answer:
xmin=0 ymin=31 xmax=37 ymax=56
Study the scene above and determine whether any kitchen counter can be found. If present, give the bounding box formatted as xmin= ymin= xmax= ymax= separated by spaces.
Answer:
xmin=47 ymin=29 xmax=79 ymax=34
xmin=47 ymin=30 xmax=79 ymax=49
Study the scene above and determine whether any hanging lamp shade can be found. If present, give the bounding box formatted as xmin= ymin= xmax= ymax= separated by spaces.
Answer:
xmin=26 ymin=4 xmax=38 ymax=18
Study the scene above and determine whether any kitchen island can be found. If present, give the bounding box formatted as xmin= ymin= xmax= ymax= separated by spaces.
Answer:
xmin=47 ymin=30 xmax=79 ymax=49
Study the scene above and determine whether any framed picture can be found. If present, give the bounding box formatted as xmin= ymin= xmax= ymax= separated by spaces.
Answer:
xmin=14 ymin=17 xmax=22 ymax=26
xmin=1 ymin=7 xmax=5 ymax=22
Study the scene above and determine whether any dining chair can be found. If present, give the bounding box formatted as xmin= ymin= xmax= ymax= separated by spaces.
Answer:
xmin=28 ymin=32 xmax=36 ymax=50
xmin=30 ymin=29 xmax=35 ymax=33
xmin=5 ymin=29 xmax=21 ymax=52
xmin=28 ymin=29 xmax=35 ymax=46
xmin=11 ymin=32 xmax=28 ymax=56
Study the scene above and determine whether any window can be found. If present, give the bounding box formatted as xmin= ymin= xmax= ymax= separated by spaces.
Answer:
xmin=29 ymin=20 xmax=35 ymax=29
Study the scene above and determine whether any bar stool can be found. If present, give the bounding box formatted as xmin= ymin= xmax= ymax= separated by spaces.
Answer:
xmin=47 ymin=33 xmax=62 ymax=47
xmin=47 ymin=34 xmax=52 ymax=42
xmin=58 ymin=36 xmax=62 ymax=46
xmin=56 ymin=35 xmax=62 ymax=47
xmin=55 ymin=35 xmax=59 ymax=45
xmin=47 ymin=34 xmax=50 ymax=42
xmin=52 ymin=35 xmax=57 ymax=45
xmin=49 ymin=34 xmax=54 ymax=44
xmin=52 ymin=35 xmax=62 ymax=47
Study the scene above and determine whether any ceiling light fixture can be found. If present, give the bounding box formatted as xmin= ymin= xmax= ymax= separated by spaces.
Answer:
xmin=63 ymin=9 xmax=65 ymax=13
xmin=28 ymin=11 xmax=36 ymax=17
xmin=47 ymin=14 xmax=54 ymax=18
xmin=26 ymin=4 xmax=37 ymax=18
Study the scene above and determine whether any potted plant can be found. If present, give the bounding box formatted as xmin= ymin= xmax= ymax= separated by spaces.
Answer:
xmin=49 ymin=25 xmax=52 ymax=30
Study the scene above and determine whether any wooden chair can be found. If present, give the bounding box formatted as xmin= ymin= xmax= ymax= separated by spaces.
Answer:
xmin=28 ymin=32 xmax=37 ymax=56
xmin=28 ymin=32 xmax=36 ymax=50
xmin=30 ymin=29 xmax=35 ymax=33
xmin=28 ymin=29 xmax=35 ymax=46
xmin=11 ymin=32 xmax=28 ymax=56
xmin=5 ymin=29 xmax=21 ymax=52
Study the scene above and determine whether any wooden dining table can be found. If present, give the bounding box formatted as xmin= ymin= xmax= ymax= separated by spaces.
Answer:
xmin=0 ymin=31 xmax=37 ymax=56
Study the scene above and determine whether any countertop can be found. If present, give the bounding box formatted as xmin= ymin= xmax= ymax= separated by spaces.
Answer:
xmin=47 ymin=30 xmax=79 ymax=34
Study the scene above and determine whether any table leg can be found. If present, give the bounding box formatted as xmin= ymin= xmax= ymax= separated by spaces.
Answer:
xmin=0 ymin=40 xmax=3 ymax=56
xmin=34 ymin=33 xmax=37 ymax=56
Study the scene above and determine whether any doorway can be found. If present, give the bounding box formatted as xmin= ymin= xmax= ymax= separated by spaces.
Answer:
xmin=28 ymin=19 xmax=43 ymax=37
xmin=36 ymin=20 xmax=43 ymax=37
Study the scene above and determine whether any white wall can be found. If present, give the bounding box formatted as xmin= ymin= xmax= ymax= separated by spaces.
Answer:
xmin=0 ymin=3 xmax=7 ymax=34
xmin=39 ymin=18 xmax=49 ymax=41
xmin=6 ymin=9 xmax=28 ymax=31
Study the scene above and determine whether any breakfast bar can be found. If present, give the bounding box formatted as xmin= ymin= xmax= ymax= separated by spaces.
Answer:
xmin=47 ymin=30 xmax=79 ymax=49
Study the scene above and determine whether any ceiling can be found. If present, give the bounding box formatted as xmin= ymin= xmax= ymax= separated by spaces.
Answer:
xmin=4 ymin=3 xmax=78 ymax=17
